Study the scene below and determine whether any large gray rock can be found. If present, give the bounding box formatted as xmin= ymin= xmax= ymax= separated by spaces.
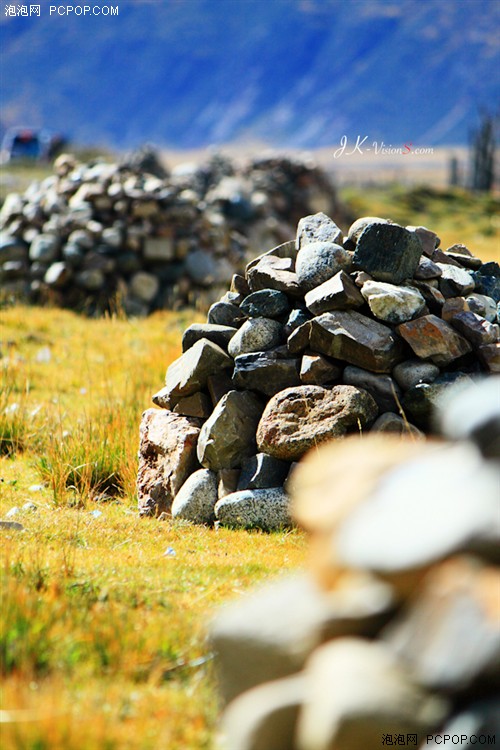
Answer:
xmin=398 ymin=314 xmax=472 ymax=366
xmin=232 ymin=351 xmax=300 ymax=396
xmin=256 ymin=385 xmax=378 ymax=461
xmin=296 ymin=638 xmax=446 ymax=750
xmin=296 ymin=212 xmax=343 ymax=249
xmin=353 ymin=222 xmax=423 ymax=283
xmin=209 ymin=573 xmax=393 ymax=704
xmin=164 ymin=338 xmax=233 ymax=406
xmin=171 ymin=468 xmax=218 ymax=525
xmin=304 ymin=270 xmax=364 ymax=314
xmin=296 ymin=241 xmax=352 ymax=293
xmin=137 ymin=408 xmax=201 ymax=516
xmin=197 ymin=390 xmax=263 ymax=470
xmin=309 ymin=311 xmax=405 ymax=373
xmin=214 ymin=487 xmax=292 ymax=531
xmin=228 ymin=318 xmax=283 ymax=358
xmin=361 ymin=280 xmax=426 ymax=324
xmin=219 ymin=674 xmax=305 ymax=750
xmin=384 ymin=557 xmax=500 ymax=693
xmin=336 ymin=443 xmax=500 ymax=574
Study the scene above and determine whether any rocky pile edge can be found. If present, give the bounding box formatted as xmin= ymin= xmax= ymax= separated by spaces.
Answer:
xmin=209 ymin=378 xmax=500 ymax=750
xmin=137 ymin=211 xmax=500 ymax=528
xmin=0 ymin=151 xmax=342 ymax=315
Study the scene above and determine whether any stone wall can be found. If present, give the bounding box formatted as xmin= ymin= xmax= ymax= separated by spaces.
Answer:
xmin=209 ymin=377 xmax=500 ymax=749
xmin=137 ymin=211 xmax=500 ymax=526
xmin=0 ymin=150 xmax=343 ymax=315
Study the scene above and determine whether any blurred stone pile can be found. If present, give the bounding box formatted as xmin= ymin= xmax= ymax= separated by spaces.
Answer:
xmin=0 ymin=149 xmax=343 ymax=315
xmin=137 ymin=211 xmax=499 ymax=526
xmin=210 ymin=378 xmax=500 ymax=750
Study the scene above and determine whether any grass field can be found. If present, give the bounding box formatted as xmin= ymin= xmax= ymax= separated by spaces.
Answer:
xmin=0 ymin=171 xmax=498 ymax=748
xmin=0 ymin=307 xmax=307 ymax=750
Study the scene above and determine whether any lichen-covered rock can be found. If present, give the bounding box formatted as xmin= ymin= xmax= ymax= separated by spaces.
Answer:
xmin=361 ymin=280 xmax=426 ymax=324
xmin=171 ymin=468 xmax=218 ymax=524
xmin=256 ymin=385 xmax=378 ymax=461
xmin=215 ymin=487 xmax=292 ymax=531
xmin=353 ymin=222 xmax=423 ymax=284
xmin=228 ymin=317 xmax=283 ymax=358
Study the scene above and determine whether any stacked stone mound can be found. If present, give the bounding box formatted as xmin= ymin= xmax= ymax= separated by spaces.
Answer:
xmin=137 ymin=211 xmax=500 ymax=527
xmin=210 ymin=379 xmax=500 ymax=749
xmin=0 ymin=151 xmax=342 ymax=315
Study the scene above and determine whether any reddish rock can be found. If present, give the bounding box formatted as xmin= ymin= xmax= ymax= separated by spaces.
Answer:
xmin=137 ymin=408 xmax=201 ymax=516
xmin=398 ymin=314 xmax=472 ymax=366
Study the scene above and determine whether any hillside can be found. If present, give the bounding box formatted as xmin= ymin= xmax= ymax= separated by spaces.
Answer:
xmin=0 ymin=0 xmax=499 ymax=150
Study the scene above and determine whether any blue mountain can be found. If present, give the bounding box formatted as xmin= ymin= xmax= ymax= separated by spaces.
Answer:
xmin=0 ymin=0 xmax=498 ymax=150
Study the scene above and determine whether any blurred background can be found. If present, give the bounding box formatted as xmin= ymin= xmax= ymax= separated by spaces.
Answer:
xmin=1 ymin=0 xmax=499 ymax=188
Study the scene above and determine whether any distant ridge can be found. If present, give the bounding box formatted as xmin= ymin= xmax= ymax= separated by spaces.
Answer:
xmin=0 ymin=0 xmax=498 ymax=150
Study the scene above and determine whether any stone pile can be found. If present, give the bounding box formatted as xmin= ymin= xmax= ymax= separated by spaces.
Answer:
xmin=210 ymin=378 xmax=500 ymax=749
xmin=137 ymin=211 xmax=499 ymax=526
xmin=0 ymin=150 xmax=342 ymax=315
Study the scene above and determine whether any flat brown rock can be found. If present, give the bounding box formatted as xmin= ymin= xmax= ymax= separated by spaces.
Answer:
xmin=256 ymin=385 xmax=378 ymax=462
xmin=309 ymin=311 xmax=405 ymax=373
xmin=137 ymin=408 xmax=201 ymax=516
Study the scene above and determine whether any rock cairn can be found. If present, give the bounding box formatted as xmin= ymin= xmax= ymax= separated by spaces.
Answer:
xmin=210 ymin=378 xmax=500 ymax=749
xmin=0 ymin=151 xmax=342 ymax=315
xmin=137 ymin=211 xmax=500 ymax=526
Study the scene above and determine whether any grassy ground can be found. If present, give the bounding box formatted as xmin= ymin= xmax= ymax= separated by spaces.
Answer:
xmin=0 ymin=307 xmax=307 ymax=750
xmin=0 ymin=170 xmax=498 ymax=748
xmin=339 ymin=184 xmax=500 ymax=263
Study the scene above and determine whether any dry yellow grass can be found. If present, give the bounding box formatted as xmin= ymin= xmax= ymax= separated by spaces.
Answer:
xmin=0 ymin=306 xmax=307 ymax=750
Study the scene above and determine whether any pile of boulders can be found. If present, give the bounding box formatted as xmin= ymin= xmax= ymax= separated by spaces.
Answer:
xmin=136 ymin=211 xmax=500 ymax=525
xmin=210 ymin=378 xmax=500 ymax=750
xmin=0 ymin=150 xmax=343 ymax=315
